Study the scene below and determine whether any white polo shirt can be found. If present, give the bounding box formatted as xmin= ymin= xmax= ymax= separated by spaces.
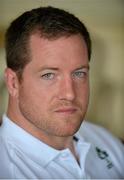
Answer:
xmin=0 ymin=115 xmax=124 ymax=179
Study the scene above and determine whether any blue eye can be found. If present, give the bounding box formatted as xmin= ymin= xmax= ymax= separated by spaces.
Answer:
xmin=73 ymin=71 xmax=86 ymax=78
xmin=41 ymin=73 xmax=55 ymax=80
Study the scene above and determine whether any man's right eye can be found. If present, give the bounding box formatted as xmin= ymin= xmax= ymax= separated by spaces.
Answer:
xmin=41 ymin=73 xmax=55 ymax=80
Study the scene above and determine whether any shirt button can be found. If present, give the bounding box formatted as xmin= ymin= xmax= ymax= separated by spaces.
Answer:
xmin=61 ymin=152 xmax=69 ymax=159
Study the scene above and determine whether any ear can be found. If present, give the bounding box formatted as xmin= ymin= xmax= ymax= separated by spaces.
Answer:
xmin=4 ymin=68 xmax=19 ymax=97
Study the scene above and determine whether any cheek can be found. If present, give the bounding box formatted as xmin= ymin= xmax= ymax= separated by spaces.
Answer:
xmin=76 ymin=82 xmax=89 ymax=98
xmin=19 ymin=85 xmax=53 ymax=111
xmin=18 ymin=88 xmax=47 ymax=120
xmin=76 ymin=83 xmax=89 ymax=109
xmin=18 ymin=77 xmax=55 ymax=117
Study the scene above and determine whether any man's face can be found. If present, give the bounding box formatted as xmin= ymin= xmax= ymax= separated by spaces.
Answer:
xmin=18 ymin=34 xmax=89 ymax=137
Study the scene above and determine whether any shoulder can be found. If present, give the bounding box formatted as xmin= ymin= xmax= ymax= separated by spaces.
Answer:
xmin=79 ymin=121 xmax=124 ymax=150
xmin=0 ymin=136 xmax=13 ymax=178
xmin=77 ymin=121 xmax=124 ymax=178
xmin=0 ymin=118 xmax=14 ymax=178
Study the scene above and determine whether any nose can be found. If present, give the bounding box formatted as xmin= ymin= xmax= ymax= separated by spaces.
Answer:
xmin=58 ymin=76 xmax=76 ymax=101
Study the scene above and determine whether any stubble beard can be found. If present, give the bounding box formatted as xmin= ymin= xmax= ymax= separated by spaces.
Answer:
xmin=19 ymin=99 xmax=87 ymax=138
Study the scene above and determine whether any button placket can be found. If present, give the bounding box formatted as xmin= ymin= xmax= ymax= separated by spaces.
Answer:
xmin=58 ymin=149 xmax=84 ymax=178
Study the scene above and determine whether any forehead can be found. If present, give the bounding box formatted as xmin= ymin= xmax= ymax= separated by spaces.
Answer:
xmin=28 ymin=33 xmax=88 ymax=70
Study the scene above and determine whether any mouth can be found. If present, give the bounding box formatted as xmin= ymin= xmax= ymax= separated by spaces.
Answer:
xmin=54 ymin=107 xmax=77 ymax=115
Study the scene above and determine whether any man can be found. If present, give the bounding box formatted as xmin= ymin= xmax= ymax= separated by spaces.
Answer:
xmin=0 ymin=6 xmax=124 ymax=179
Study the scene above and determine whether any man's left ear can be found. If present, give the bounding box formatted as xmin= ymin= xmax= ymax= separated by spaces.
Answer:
xmin=4 ymin=68 xmax=19 ymax=97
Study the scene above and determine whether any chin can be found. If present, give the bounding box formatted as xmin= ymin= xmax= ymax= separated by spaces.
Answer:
xmin=54 ymin=122 xmax=82 ymax=137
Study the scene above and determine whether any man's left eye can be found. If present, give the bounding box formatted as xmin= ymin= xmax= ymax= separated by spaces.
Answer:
xmin=41 ymin=73 xmax=55 ymax=80
xmin=73 ymin=71 xmax=86 ymax=78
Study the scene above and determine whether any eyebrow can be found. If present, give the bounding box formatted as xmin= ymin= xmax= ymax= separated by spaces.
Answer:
xmin=38 ymin=67 xmax=59 ymax=72
xmin=75 ymin=65 xmax=90 ymax=71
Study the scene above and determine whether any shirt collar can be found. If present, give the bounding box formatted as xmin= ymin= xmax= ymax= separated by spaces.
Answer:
xmin=1 ymin=115 xmax=61 ymax=167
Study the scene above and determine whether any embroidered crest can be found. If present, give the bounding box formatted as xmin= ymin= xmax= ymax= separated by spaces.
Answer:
xmin=95 ymin=147 xmax=114 ymax=169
